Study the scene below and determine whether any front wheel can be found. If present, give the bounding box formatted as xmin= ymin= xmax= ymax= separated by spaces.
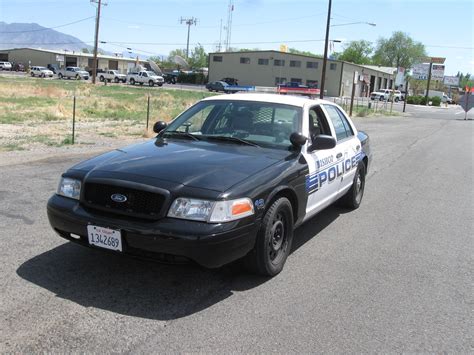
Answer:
xmin=75 ymin=74 xmax=80 ymax=80
xmin=58 ymin=73 xmax=63 ymax=79
xmin=149 ymin=80 xmax=154 ymax=87
xmin=244 ymin=197 xmax=294 ymax=276
xmin=339 ymin=162 xmax=366 ymax=209
xmin=114 ymin=77 xmax=119 ymax=83
xmin=394 ymin=97 xmax=399 ymax=102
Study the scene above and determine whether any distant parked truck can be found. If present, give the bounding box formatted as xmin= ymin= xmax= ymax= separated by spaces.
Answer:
xmin=424 ymin=90 xmax=453 ymax=104
xmin=58 ymin=67 xmax=90 ymax=80
xmin=99 ymin=70 xmax=127 ymax=83
xmin=127 ymin=71 xmax=164 ymax=87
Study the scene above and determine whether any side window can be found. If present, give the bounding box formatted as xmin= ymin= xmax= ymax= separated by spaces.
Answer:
xmin=308 ymin=106 xmax=331 ymax=140
xmin=323 ymin=105 xmax=354 ymax=141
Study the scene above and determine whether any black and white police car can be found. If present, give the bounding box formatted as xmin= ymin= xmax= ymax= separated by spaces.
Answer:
xmin=47 ymin=94 xmax=371 ymax=276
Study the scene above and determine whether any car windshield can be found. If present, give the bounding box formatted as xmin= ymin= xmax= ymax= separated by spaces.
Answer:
xmin=146 ymin=71 xmax=156 ymax=76
xmin=38 ymin=67 xmax=47 ymax=70
xmin=163 ymin=100 xmax=302 ymax=150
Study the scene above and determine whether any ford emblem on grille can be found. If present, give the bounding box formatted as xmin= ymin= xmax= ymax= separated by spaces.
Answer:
xmin=111 ymin=193 xmax=127 ymax=203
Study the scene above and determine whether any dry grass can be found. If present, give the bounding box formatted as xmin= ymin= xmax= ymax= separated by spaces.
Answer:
xmin=0 ymin=77 xmax=212 ymax=151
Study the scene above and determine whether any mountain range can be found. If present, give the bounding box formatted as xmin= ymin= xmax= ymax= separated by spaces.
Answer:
xmin=0 ymin=22 xmax=93 ymax=52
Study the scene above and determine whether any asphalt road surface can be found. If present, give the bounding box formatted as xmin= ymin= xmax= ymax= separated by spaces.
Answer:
xmin=0 ymin=106 xmax=472 ymax=352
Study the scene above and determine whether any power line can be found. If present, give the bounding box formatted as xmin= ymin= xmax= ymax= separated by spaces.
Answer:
xmin=0 ymin=16 xmax=95 ymax=33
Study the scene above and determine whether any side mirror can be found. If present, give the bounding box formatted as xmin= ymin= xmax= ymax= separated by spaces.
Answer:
xmin=290 ymin=132 xmax=308 ymax=148
xmin=311 ymin=134 xmax=336 ymax=150
xmin=153 ymin=121 xmax=167 ymax=134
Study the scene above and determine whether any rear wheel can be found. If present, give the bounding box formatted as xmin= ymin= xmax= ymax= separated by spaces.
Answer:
xmin=339 ymin=162 xmax=366 ymax=209
xmin=58 ymin=73 xmax=63 ymax=79
xmin=395 ymin=97 xmax=399 ymax=102
xmin=41 ymin=73 xmax=45 ymax=78
xmin=31 ymin=72 xmax=35 ymax=77
xmin=244 ymin=197 xmax=294 ymax=276
xmin=99 ymin=76 xmax=104 ymax=82
xmin=130 ymin=78 xmax=135 ymax=85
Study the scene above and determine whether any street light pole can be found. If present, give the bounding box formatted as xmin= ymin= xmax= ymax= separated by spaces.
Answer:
xmin=320 ymin=0 xmax=332 ymax=99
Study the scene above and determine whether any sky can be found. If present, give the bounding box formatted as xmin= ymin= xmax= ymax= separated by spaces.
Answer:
xmin=0 ymin=0 xmax=473 ymax=75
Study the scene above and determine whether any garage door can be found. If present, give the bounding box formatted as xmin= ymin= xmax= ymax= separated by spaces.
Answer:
xmin=66 ymin=56 xmax=77 ymax=67
xmin=0 ymin=53 xmax=8 ymax=61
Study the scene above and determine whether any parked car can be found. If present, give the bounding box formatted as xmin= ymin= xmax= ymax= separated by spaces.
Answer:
xmin=0 ymin=62 xmax=12 ymax=71
xmin=206 ymin=81 xmax=230 ymax=92
xmin=163 ymin=72 xmax=178 ymax=84
xmin=47 ymin=93 xmax=371 ymax=276
xmin=127 ymin=71 xmax=164 ymax=87
xmin=58 ymin=67 xmax=89 ymax=80
xmin=99 ymin=70 xmax=127 ymax=83
xmin=370 ymin=89 xmax=402 ymax=102
xmin=12 ymin=63 xmax=25 ymax=72
xmin=47 ymin=64 xmax=59 ymax=74
xmin=30 ymin=66 xmax=54 ymax=78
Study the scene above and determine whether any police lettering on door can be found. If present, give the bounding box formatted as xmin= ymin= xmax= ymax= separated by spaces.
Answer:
xmin=306 ymin=152 xmax=362 ymax=194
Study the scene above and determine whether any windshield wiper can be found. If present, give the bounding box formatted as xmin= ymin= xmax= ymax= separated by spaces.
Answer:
xmin=163 ymin=131 xmax=201 ymax=141
xmin=204 ymin=135 xmax=260 ymax=147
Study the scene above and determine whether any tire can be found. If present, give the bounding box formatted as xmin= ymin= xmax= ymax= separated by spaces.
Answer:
xmin=379 ymin=96 xmax=384 ymax=101
xmin=339 ymin=162 xmax=366 ymax=209
xmin=158 ymin=83 xmax=163 ymax=87
xmin=394 ymin=97 xmax=399 ymax=102
xmin=58 ymin=73 xmax=63 ymax=79
xmin=149 ymin=80 xmax=154 ymax=87
xmin=244 ymin=197 xmax=294 ymax=276
xmin=114 ymin=77 xmax=119 ymax=83
xmin=75 ymin=74 xmax=80 ymax=80
xmin=130 ymin=78 xmax=135 ymax=85
xmin=99 ymin=76 xmax=104 ymax=82
xmin=31 ymin=72 xmax=35 ymax=77
xmin=41 ymin=73 xmax=45 ymax=78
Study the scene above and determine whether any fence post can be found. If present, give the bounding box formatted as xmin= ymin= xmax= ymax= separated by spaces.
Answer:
xmin=72 ymin=96 xmax=76 ymax=144
xmin=146 ymin=95 xmax=150 ymax=130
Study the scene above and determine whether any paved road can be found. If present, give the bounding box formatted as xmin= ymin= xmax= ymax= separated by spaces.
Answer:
xmin=0 ymin=109 xmax=472 ymax=352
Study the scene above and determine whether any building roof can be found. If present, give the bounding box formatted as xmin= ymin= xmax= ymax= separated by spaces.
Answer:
xmin=0 ymin=47 xmax=143 ymax=62
xmin=361 ymin=65 xmax=396 ymax=75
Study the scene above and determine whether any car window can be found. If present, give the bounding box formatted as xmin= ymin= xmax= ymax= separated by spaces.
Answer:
xmin=323 ymin=105 xmax=354 ymax=141
xmin=308 ymin=106 xmax=331 ymax=139
xmin=165 ymin=100 xmax=302 ymax=149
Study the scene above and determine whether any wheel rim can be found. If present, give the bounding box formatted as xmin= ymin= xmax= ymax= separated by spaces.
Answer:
xmin=268 ymin=212 xmax=288 ymax=264
xmin=355 ymin=170 xmax=365 ymax=204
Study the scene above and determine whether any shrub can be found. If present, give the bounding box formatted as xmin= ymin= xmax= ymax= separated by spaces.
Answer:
xmin=177 ymin=73 xmax=208 ymax=85
xmin=430 ymin=96 xmax=441 ymax=106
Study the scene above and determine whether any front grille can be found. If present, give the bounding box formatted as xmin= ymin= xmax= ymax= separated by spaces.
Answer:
xmin=83 ymin=182 xmax=166 ymax=219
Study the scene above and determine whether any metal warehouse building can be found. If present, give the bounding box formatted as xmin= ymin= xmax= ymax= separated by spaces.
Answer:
xmin=0 ymin=47 xmax=144 ymax=74
xmin=208 ymin=50 xmax=395 ymax=97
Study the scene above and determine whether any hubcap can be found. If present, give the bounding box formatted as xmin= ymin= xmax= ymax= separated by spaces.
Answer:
xmin=268 ymin=213 xmax=287 ymax=262
xmin=355 ymin=171 xmax=364 ymax=203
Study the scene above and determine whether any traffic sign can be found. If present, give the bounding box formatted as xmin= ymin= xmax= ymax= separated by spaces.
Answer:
xmin=458 ymin=93 xmax=473 ymax=113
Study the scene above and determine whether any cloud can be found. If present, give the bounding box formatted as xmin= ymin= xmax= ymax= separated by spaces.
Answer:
xmin=127 ymin=25 xmax=140 ymax=29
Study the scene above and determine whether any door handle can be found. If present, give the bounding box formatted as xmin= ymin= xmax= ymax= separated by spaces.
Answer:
xmin=336 ymin=152 xmax=342 ymax=159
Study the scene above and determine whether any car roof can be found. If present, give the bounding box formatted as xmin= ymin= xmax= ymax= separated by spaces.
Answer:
xmin=201 ymin=93 xmax=333 ymax=108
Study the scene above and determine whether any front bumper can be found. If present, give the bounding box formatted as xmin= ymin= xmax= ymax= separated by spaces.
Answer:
xmin=47 ymin=194 xmax=259 ymax=268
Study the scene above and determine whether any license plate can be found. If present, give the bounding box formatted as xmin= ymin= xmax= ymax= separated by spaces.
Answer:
xmin=87 ymin=225 xmax=122 ymax=252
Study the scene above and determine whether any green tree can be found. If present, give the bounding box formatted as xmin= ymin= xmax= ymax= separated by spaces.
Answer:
xmin=372 ymin=31 xmax=426 ymax=69
xmin=288 ymin=48 xmax=321 ymax=58
xmin=457 ymin=72 xmax=473 ymax=89
xmin=189 ymin=45 xmax=208 ymax=68
xmin=335 ymin=40 xmax=373 ymax=64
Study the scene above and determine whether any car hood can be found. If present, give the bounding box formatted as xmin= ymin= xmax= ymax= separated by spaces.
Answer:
xmin=72 ymin=139 xmax=289 ymax=192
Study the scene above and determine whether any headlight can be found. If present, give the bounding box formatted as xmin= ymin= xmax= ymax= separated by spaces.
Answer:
xmin=57 ymin=177 xmax=81 ymax=200
xmin=167 ymin=197 xmax=254 ymax=223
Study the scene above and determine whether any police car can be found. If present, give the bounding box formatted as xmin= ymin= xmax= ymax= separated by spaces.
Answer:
xmin=47 ymin=94 xmax=371 ymax=276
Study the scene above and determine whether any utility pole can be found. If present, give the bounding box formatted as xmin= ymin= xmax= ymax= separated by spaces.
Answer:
xmin=91 ymin=0 xmax=106 ymax=84
xmin=180 ymin=17 xmax=198 ymax=59
xmin=218 ymin=19 xmax=223 ymax=52
xmin=320 ymin=0 xmax=332 ymax=99
xmin=225 ymin=0 xmax=234 ymax=51
xmin=425 ymin=61 xmax=433 ymax=105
